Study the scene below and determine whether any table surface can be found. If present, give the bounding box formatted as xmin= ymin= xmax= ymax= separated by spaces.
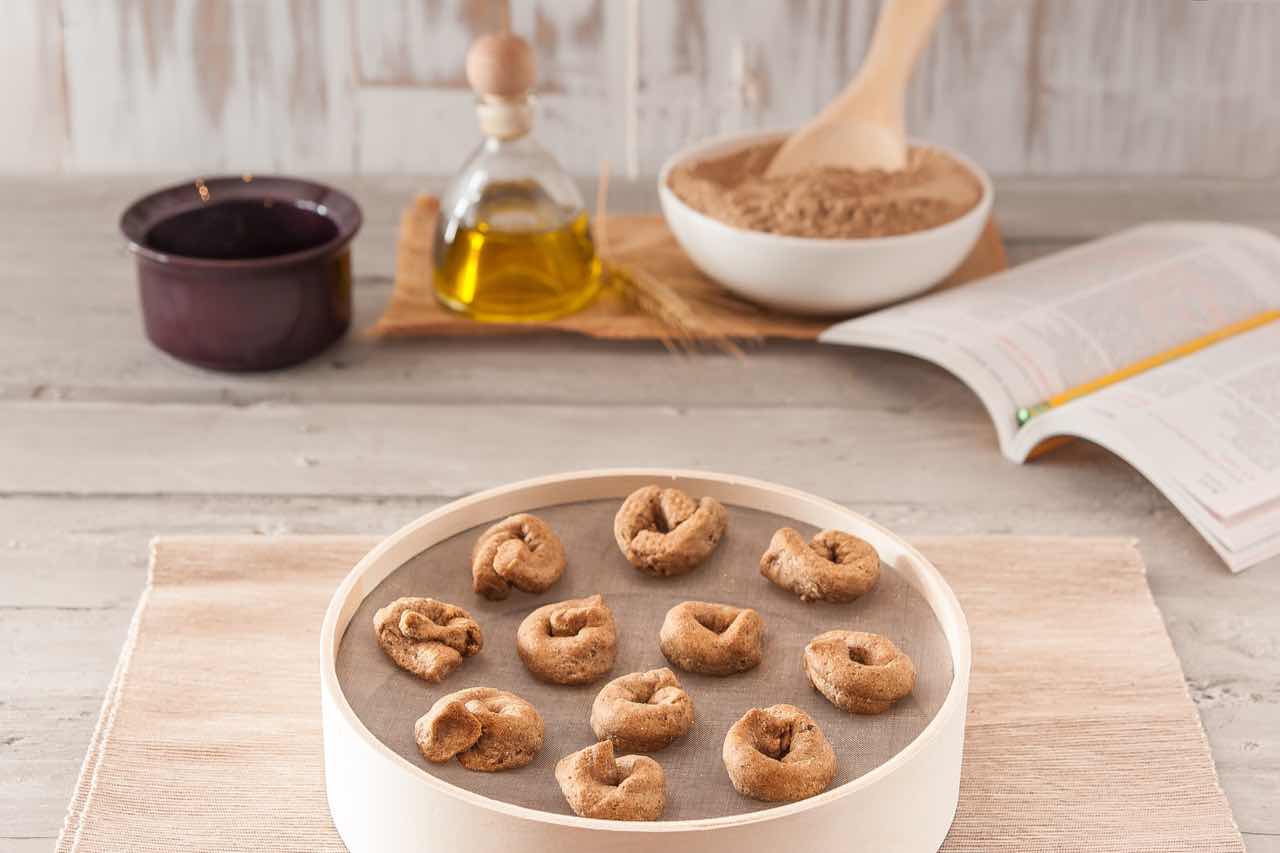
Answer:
xmin=1 ymin=176 xmax=1276 ymax=853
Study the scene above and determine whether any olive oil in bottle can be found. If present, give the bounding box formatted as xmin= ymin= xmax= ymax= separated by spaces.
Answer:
xmin=433 ymin=181 xmax=601 ymax=323
xmin=433 ymin=32 xmax=602 ymax=323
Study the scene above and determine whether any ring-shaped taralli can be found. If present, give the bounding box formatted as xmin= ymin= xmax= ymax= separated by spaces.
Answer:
xmin=613 ymin=486 xmax=728 ymax=577
xmin=414 ymin=687 xmax=544 ymax=772
xmin=471 ymin=513 xmax=566 ymax=600
xmin=590 ymin=667 xmax=694 ymax=753
xmin=760 ymin=527 xmax=881 ymax=603
xmin=372 ymin=596 xmax=483 ymax=683
xmin=516 ymin=594 xmax=617 ymax=685
xmin=555 ymin=740 xmax=666 ymax=821
xmin=803 ymin=629 xmax=916 ymax=714
xmin=721 ymin=703 xmax=837 ymax=803
xmin=659 ymin=601 xmax=765 ymax=676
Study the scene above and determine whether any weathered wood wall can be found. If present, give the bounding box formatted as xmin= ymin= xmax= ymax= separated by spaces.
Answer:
xmin=3 ymin=0 xmax=1278 ymax=178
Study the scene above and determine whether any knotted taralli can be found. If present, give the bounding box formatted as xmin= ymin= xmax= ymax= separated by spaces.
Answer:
xmin=613 ymin=485 xmax=728 ymax=577
xmin=659 ymin=600 xmax=765 ymax=675
xmin=516 ymin=594 xmax=618 ymax=685
xmin=804 ymin=629 xmax=916 ymax=714
xmin=556 ymin=740 xmax=667 ymax=821
xmin=722 ymin=703 xmax=837 ymax=803
xmin=470 ymin=512 xmax=567 ymax=600
xmin=760 ymin=527 xmax=881 ymax=603
xmin=372 ymin=596 xmax=483 ymax=683
xmin=590 ymin=667 xmax=695 ymax=753
xmin=414 ymin=687 xmax=544 ymax=772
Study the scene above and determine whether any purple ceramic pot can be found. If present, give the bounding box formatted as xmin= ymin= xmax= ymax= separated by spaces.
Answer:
xmin=120 ymin=176 xmax=363 ymax=371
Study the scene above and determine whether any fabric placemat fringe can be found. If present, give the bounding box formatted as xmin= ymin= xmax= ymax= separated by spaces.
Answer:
xmin=56 ymin=535 xmax=1244 ymax=852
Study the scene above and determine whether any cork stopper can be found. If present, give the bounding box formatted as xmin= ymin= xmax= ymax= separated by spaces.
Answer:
xmin=466 ymin=32 xmax=536 ymax=98
xmin=466 ymin=32 xmax=535 ymax=140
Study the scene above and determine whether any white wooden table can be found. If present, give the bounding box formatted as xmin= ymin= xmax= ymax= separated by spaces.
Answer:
xmin=1 ymin=176 xmax=1276 ymax=852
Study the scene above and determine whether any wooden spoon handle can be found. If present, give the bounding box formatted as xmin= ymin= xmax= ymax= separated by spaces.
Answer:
xmin=827 ymin=0 xmax=947 ymax=126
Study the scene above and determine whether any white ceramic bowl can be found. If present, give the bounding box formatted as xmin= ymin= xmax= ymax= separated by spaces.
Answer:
xmin=320 ymin=468 xmax=971 ymax=853
xmin=658 ymin=131 xmax=994 ymax=316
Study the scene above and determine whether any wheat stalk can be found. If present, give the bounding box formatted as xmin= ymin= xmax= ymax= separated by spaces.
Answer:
xmin=595 ymin=161 xmax=746 ymax=357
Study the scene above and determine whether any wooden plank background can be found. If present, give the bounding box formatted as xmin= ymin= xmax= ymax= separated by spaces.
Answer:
xmin=3 ymin=0 xmax=1279 ymax=178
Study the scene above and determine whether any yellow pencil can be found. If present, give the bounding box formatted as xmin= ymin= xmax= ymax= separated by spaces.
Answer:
xmin=1016 ymin=308 xmax=1280 ymax=426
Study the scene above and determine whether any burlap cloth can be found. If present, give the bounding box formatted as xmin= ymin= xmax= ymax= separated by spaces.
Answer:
xmin=370 ymin=198 xmax=1008 ymax=341
xmin=58 ymin=534 xmax=1244 ymax=852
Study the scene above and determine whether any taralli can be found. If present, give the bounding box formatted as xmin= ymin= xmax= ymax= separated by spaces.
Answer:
xmin=803 ymin=629 xmax=916 ymax=714
xmin=372 ymin=596 xmax=483 ymax=683
xmin=471 ymin=513 xmax=566 ymax=600
xmin=414 ymin=687 xmax=544 ymax=772
xmin=590 ymin=667 xmax=694 ymax=753
xmin=659 ymin=601 xmax=765 ymax=676
xmin=555 ymin=741 xmax=666 ymax=821
xmin=613 ymin=485 xmax=728 ymax=577
xmin=516 ymin=594 xmax=617 ymax=685
xmin=760 ymin=527 xmax=881 ymax=603
xmin=722 ymin=703 xmax=837 ymax=803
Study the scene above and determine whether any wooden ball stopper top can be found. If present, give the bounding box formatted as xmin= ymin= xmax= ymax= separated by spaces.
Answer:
xmin=466 ymin=32 xmax=536 ymax=97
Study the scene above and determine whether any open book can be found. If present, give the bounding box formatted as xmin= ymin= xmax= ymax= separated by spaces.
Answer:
xmin=822 ymin=223 xmax=1280 ymax=572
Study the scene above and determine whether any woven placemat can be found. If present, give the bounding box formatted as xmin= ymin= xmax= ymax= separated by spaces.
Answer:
xmin=57 ymin=535 xmax=1243 ymax=852
xmin=370 ymin=197 xmax=1008 ymax=341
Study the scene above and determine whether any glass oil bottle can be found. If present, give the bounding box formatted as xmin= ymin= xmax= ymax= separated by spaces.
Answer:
xmin=433 ymin=32 xmax=602 ymax=323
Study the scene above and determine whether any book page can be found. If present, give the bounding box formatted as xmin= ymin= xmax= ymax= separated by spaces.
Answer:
xmin=1052 ymin=323 xmax=1280 ymax=523
xmin=1014 ymin=322 xmax=1280 ymax=568
xmin=822 ymin=222 xmax=1280 ymax=451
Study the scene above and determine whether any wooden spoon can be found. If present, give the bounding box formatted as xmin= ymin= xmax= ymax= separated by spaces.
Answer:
xmin=766 ymin=0 xmax=947 ymax=177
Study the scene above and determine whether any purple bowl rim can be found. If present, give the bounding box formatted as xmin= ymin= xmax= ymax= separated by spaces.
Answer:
xmin=119 ymin=174 xmax=363 ymax=270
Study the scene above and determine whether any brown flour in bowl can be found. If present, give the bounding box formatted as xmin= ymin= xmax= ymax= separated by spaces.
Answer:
xmin=666 ymin=141 xmax=983 ymax=239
